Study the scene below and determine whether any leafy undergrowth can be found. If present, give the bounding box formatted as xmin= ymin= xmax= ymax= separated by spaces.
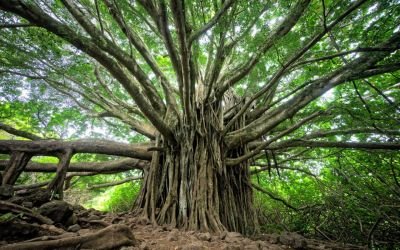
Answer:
xmin=86 ymin=181 xmax=141 ymax=213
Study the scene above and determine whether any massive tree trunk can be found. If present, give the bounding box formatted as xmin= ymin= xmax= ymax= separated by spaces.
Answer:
xmin=134 ymin=101 xmax=258 ymax=234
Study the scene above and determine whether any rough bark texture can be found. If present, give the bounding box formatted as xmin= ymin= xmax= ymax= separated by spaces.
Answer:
xmin=0 ymin=158 xmax=149 ymax=173
xmin=0 ymin=139 xmax=153 ymax=160
xmin=1 ymin=224 xmax=136 ymax=250
xmin=47 ymin=149 xmax=73 ymax=199
xmin=1 ymin=152 xmax=32 ymax=186
xmin=134 ymin=102 xmax=258 ymax=234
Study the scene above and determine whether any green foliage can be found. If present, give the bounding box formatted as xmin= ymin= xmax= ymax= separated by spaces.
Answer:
xmin=0 ymin=212 xmax=19 ymax=223
xmin=253 ymin=149 xmax=400 ymax=248
xmin=0 ymin=0 xmax=399 ymax=247
xmin=87 ymin=181 xmax=141 ymax=213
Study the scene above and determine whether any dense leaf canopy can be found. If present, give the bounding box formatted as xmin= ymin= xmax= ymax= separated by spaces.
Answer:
xmin=0 ymin=0 xmax=399 ymax=149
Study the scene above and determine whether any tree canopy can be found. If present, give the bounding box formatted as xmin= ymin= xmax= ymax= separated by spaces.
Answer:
xmin=0 ymin=0 xmax=399 ymax=148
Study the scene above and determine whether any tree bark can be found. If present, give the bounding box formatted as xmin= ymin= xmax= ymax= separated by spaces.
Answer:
xmin=0 ymin=139 xmax=153 ymax=160
xmin=1 ymin=152 xmax=32 ymax=186
xmin=0 ymin=158 xmax=149 ymax=173
xmin=133 ymin=103 xmax=258 ymax=234
xmin=47 ymin=149 xmax=73 ymax=199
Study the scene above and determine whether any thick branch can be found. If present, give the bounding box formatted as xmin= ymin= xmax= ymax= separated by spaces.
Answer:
xmin=0 ymin=139 xmax=153 ymax=160
xmin=47 ymin=148 xmax=73 ymax=195
xmin=228 ymin=0 xmax=368 ymax=127
xmin=216 ymin=0 xmax=311 ymax=97
xmin=0 ymin=158 xmax=148 ymax=172
xmin=170 ymin=0 xmax=192 ymax=119
xmin=301 ymin=128 xmax=400 ymax=140
xmin=102 ymin=0 xmax=178 ymax=110
xmin=137 ymin=0 xmax=183 ymax=91
xmin=0 ymin=0 xmax=175 ymax=141
xmin=0 ymin=122 xmax=42 ymax=140
xmin=14 ymin=181 xmax=50 ymax=191
xmin=61 ymin=0 xmax=166 ymax=114
xmin=267 ymin=140 xmax=400 ymax=150
xmin=226 ymin=111 xmax=323 ymax=166
xmin=349 ymin=62 xmax=400 ymax=80
xmin=1 ymin=224 xmax=136 ymax=250
xmin=226 ymin=31 xmax=400 ymax=148
xmin=0 ymin=23 xmax=35 ymax=29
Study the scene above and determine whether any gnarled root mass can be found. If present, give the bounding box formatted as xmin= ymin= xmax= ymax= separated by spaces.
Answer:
xmin=134 ymin=103 xmax=258 ymax=234
xmin=0 ymin=198 xmax=137 ymax=250
xmin=0 ymin=224 xmax=136 ymax=250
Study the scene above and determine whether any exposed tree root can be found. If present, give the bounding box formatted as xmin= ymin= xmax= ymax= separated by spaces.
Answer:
xmin=79 ymin=218 xmax=111 ymax=227
xmin=0 ymin=201 xmax=53 ymax=225
xmin=0 ymin=224 xmax=137 ymax=250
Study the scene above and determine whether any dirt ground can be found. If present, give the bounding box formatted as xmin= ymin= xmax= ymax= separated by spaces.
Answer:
xmin=109 ymin=215 xmax=287 ymax=250
xmin=0 ymin=199 xmax=364 ymax=250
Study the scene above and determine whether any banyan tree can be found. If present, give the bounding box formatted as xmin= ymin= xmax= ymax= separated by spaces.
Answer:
xmin=0 ymin=0 xmax=399 ymax=234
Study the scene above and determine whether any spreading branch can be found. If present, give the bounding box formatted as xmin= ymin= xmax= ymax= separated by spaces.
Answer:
xmin=88 ymin=176 xmax=142 ymax=189
xmin=0 ymin=139 xmax=153 ymax=160
xmin=226 ymin=31 xmax=400 ymax=148
xmin=0 ymin=158 xmax=148 ymax=173
xmin=0 ymin=122 xmax=43 ymax=141
xmin=216 ymin=0 xmax=311 ymax=98
xmin=266 ymin=140 xmax=400 ymax=150
xmin=0 ymin=0 xmax=175 ymax=142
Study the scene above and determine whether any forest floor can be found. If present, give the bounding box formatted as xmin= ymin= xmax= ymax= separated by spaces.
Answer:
xmin=0 ymin=197 xmax=365 ymax=250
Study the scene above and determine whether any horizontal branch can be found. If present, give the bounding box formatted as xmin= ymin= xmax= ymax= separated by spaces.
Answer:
xmin=226 ymin=31 xmax=400 ymax=148
xmin=88 ymin=176 xmax=142 ymax=189
xmin=226 ymin=0 xmax=369 ymax=126
xmin=301 ymin=128 xmax=400 ymax=140
xmin=267 ymin=140 xmax=400 ymax=150
xmin=0 ymin=122 xmax=43 ymax=140
xmin=348 ymin=62 xmax=400 ymax=80
xmin=291 ymin=47 xmax=398 ymax=68
xmin=252 ymin=184 xmax=298 ymax=211
xmin=0 ymin=158 xmax=148 ymax=172
xmin=251 ymin=165 xmax=317 ymax=177
xmin=0 ymin=139 xmax=153 ymax=160
xmin=14 ymin=181 xmax=49 ymax=191
xmin=226 ymin=110 xmax=323 ymax=166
